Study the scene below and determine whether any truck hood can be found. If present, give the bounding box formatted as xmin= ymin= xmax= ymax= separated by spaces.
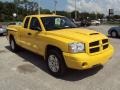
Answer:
xmin=46 ymin=28 xmax=107 ymax=43
xmin=47 ymin=28 xmax=107 ymax=42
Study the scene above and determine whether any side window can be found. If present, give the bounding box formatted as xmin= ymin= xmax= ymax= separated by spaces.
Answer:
xmin=24 ymin=17 xmax=30 ymax=28
xmin=30 ymin=17 xmax=41 ymax=31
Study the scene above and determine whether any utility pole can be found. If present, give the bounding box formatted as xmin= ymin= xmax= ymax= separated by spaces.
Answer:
xmin=38 ymin=3 xmax=40 ymax=14
xmin=14 ymin=0 xmax=19 ymax=20
xmin=75 ymin=0 xmax=77 ymax=19
xmin=96 ymin=12 xmax=98 ymax=20
xmin=54 ymin=0 xmax=58 ymax=14
xmin=38 ymin=0 xmax=41 ymax=14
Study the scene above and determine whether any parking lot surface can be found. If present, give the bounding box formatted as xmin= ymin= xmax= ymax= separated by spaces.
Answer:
xmin=0 ymin=25 xmax=120 ymax=90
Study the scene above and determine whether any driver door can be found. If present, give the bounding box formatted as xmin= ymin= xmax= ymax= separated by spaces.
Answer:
xmin=27 ymin=17 xmax=42 ymax=53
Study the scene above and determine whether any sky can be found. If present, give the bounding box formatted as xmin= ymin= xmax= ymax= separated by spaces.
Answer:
xmin=0 ymin=0 xmax=67 ymax=11
xmin=1 ymin=0 xmax=120 ymax=15
xmin=67 ymin=0 xmax=120 ymax=15
xmin=34 ymin=0 xmax=67 ymax=11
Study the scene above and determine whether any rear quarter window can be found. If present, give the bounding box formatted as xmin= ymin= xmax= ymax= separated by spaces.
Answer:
xmin=24 ymin=17 xmax=30 ymax=28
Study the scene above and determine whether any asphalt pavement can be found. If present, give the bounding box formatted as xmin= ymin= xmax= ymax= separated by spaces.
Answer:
xmin=0 ymin=25 xmax=120 ymax=90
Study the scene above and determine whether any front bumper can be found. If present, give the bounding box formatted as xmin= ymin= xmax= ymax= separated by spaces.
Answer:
xmin=63 ymin=45 xmax=114 ymax=70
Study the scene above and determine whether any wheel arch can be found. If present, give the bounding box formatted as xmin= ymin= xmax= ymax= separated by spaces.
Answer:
xmin=45 ymin=45 xmax=62 ymax=58
xmin=9 ymin=34 xmax=15 ymax=43
xmin=9 ymin=34 xmax=14 ymax=40
xmin=45 ymin=44 xmax=67 ymax=76
xmin=110 ymin=29 xmax=118 ymax=33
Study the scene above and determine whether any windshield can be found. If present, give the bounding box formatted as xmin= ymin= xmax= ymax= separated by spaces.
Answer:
xmin=41 ymin=17 xmax=77 ymax=31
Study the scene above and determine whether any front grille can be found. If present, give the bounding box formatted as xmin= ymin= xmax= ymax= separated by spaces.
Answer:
xmin=103 ymin=44 xmax=109 ymax=50
xmin=102 ymin=39 xmax=108 ymax=44
xmin=89 ymin=39 xmax=109 ymax=54
xmin=90 ymin=47 xmax=100 ymax=53
xmin=89 ymin=41 xmax=99 ymax=47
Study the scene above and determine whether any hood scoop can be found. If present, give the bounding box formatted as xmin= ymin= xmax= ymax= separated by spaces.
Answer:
xmin=90 ymin=33 xmax=99 ymax=35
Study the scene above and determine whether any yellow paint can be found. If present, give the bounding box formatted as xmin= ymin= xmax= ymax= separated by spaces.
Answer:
xmin=7 ymin=14 xmax=114 ymax=70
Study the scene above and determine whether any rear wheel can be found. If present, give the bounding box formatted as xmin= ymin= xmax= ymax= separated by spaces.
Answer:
xmin=46 ymin=49 xmax=67 ymax=77
xmin=0 ymin=33 xmax=3 ymax=36
xmin=96 ymin=23 xmax=99 ymax=26
xmin=9 ymin=37 xmax=19 ymax=52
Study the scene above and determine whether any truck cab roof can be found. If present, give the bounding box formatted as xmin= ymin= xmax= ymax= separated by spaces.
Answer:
xmin=26 ymin=14 xmax=63 ymax=18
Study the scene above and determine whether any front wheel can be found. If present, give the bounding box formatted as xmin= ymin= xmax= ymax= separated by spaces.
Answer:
xmin=46 ymin=49 xmax=67 ymax=77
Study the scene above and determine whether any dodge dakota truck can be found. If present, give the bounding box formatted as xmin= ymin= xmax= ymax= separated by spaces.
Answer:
xmin=7 ymin=14 xmax=114 ymax=76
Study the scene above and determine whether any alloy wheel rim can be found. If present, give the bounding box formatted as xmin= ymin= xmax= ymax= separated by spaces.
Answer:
xmin=48 ymin=55 xmax=59 ymax=73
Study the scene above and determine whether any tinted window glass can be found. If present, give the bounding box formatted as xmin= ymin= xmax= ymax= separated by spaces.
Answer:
xmin=41 ymin=17 xmax=77 ymax=31
xmin=24 ymin=17 xmax=30 ymax=28
xmin=30 ymin=17 xmax=41 ymax=31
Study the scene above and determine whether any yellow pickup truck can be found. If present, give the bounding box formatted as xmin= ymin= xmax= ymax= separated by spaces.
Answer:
xmin=7 ymin=14 xmax=114 ymax=76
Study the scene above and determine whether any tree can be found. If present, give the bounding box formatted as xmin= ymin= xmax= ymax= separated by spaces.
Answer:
xmin=79 ymin=12 xmax=90 ymax=19
xmin=0 ymin=1 xmax=108 ymax=22
xmin=41 ymin=9 xmax=51 ymax=14
xmin=55 ymin=11 xmax=70 ymax=18
xmin=71 ymin=11 xmax=79 ymax=19
xmin=96 ymin=13 xmax=104 ymax=19
xmin=14 ymin=0 xmax=31 ymax=4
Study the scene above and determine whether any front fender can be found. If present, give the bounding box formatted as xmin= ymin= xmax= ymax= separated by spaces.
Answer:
xmin=44 ymin=36 xmax=70 ymax=52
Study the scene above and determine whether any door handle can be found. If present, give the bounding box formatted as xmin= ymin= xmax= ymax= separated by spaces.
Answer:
xmin=28 ymin=33 xmax=32 ymax=35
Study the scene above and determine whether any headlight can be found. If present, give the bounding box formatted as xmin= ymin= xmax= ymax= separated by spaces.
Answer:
xmin=68 ymin=42 xmax=85 ymax=53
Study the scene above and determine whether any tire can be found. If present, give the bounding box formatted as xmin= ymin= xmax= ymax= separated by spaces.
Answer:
xmin=96 ymin=23 xmax=99 ymax=26
xmin=9 ymin=37 xmax=19 ymax=52
xmin=0 ymin=33 xmax=3 ymax=36
xmin=46 ymin=49 xmax=67 ymax=77
xmin=111 ymin=31 xmax=118 ymax=38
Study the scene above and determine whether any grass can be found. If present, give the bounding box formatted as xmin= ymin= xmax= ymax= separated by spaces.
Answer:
xmin=105 ymin=21 xmax=120 ymax=26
